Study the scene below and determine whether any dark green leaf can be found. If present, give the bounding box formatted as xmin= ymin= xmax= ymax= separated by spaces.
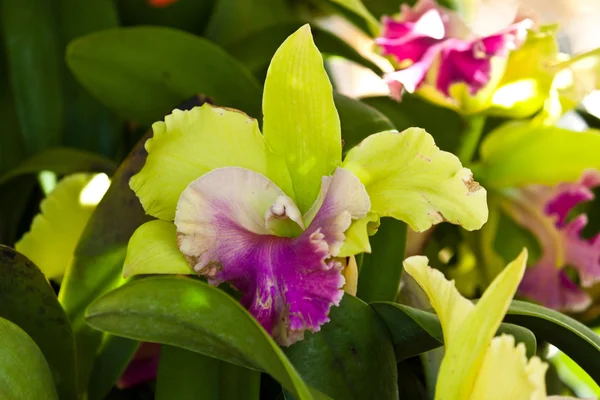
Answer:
xmin=116 ymin=0 xmax=216 ymax=37
xmin=204 ymin=0 xmax=294 ymax=46
xmin=361 ymin=96 xmax=463 ymax=153
xmin=0 ymin=246 xmax=77 ymax=399
xmin=492 ymin=208 xmax=542 ymax=265
xmin=156 ymin=346 xmax=261 ymax=400
xmin=0 ymin=176 xmax=35 ymax=246
xmin=506 ymin=300 xmax=600 ymax=382
xmin=85 ymin=276 xmax=315 ymax=399
xmin=285 ymin=295 xmax=398 ymax=399
xmin=371 ymin=302 xmax=537 ymax=360
xmin=315 ymin=0 xmax=379 ymax=37
xmin=334 ymin=92 xmax=395 ymax=153
xmin=157 ymin=345 xmax=221 ymax=400
xmin=1 ymin=0 xmax=63 ymax=153
xmin=87 ymin=336 xmax=139 ymax=400
xmin=227 ymin=23 xmax=383 ymax=80
xmin=0 ymin=317 xmax=58 ymax=399
xmin=57 ymin=135 xmax=150 ymax=392
xmin=67 ymin=27 xmax=262 ymax=124
xmin=57 ymin=0 xmax=122 ymax=157
xmin=396 ymin=359 xmax=428 ymax=400
xmin=357 ymin=218 xmax=407 ymax=303
xmin=0 ymin=147 xmax=117 ymax=186
xmin=58 ymin=96 xmax=210 ymax=394
xmin=0 ymin=62 xmax=25 ymax=175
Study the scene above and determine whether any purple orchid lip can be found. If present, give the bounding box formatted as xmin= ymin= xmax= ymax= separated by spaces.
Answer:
xmin=376 ymin=0 xmax=532 ymax=100
xmin=515 ymin=170 xmax=600 ymax=311
xmin=174 ymin=167 xmax=370 ymax=345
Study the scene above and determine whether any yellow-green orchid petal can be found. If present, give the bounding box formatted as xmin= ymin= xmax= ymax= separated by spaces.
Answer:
xmin=403 ymin=255 xmax=475 ymax=346
xmin=342 ymin=129 xmax=488 ymax=232
xmin=490 ymin=25 xmax=559 ymax=118
xmin=130 ymin=104 xmax=294 ymax=220
xmin=554 ymin=48 xmax=600 ymax=111
xmin=123 ymin=220 xmax=192 ymax=278
xmin=337 ymin=212 xmax=380 ymax=257
xmin=16 ymin=173 xmax=110 ymax=281
xmin=262 ymin=25 xmax=341 ymax=213
xmin=470 ymin=335 xmax=547 ymax=400
xmin=404 ymin=249 xmax=531 ymax=399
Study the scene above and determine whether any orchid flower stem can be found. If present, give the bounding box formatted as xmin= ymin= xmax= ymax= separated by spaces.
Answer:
xmin=357 ymin=218 xmax=407 ymax=303
xmin=457 ymin=114 xmax=486 ymax=166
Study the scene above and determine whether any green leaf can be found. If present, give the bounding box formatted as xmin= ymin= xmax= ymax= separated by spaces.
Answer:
xmin=0 ymin=147 xmax=116 ymax=186
xmin=262 ymin=25 xmax=341 ymax=212
xmin=1 ymin=0 xmax=64 ymax=154
xmin=0 ymin=317 xmax=58 ymax=400
xmin=361 ymin=96 xmax=463 ymax=153
xmin=492 ymin=207 xmax=542 ymax=266
xmin=156 ymin=346 xmax=261 ymax=400
xmin=116 ymin=0 xmax=216 ymax=36
xmin=57 ymin=0 xmax=121 ymax=157
xmin=505 ymin=300 xmax=600 ymax=382
xmin=204 ymin=0 xmax=294 ymax=46
xmin=321 ymin=0 xmax=380 ymax=36
xmin=87 ymin=336 xmax=139 ymax=400
xmin=67 ymin=26 xmax=262 ymax=124
xmin=57 ymin=137 xmax=151 ymax=392
xmin=371 ymin=302 xmax=537 ymax=360
xmin=0 ymin=63 xmax=25 ymax=175
xmin=0 ymin=178 xmax=36 ymax=245
xmin=283 ymin=295 xmax=397 ymax=399
xmin=58 ymin=96 xmax=211 ymax=394
xmin=475 ymin=122 xmax=600 ymax=188
xmin=226 ymin=23 xmax=383 ymax=79
xmin=342 ymin=129 xmax=488 ymax=232
xmin=0 ymin=246 xmax=77 ymax=399
xmin=85 ymin=276 xmax=315 ymax=400
xmin=333 ymin=93 xmax=394 ymax=153
xmin=357 ymin=218 xmax=407 ymax=303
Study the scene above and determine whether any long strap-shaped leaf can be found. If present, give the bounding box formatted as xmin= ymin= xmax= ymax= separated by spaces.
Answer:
xmin=86 ymin=276 xmax=317 ymax=400
xmin=0 ymin=246 xmax=77 ymax=399
xmin=505 ymin=300 xmax=600 ymax=382
xmin=371 ymin=302 xmax=537 ymax=360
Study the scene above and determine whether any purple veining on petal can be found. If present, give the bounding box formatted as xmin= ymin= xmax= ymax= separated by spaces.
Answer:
xmin=516 ymin=170 xmax=600 ymax=311
xmin=377 ymin=0 xmax=531 ymax=99
xmin=175 ymin=167 xmax=369 ymax=345
xmin=518 ymin=256 xmax=591 ymax=312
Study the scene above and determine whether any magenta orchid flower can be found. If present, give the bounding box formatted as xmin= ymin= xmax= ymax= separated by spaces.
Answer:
xmin=504 ymin=170 xmax=600 ymax=311
xmin=122 ymin=25 xmax=488 ymax=345
xmin=375 ymin=0 xmax=533 ymax=112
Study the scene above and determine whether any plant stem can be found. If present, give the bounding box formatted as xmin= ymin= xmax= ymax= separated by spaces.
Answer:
xmin=456 ymin=114 xmax=486 ymax=165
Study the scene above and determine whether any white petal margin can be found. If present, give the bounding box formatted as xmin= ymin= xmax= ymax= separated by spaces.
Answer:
xmin=123 ymin=220 xmax=193 ymax=278
xmin=303 ymin=167 xmax=371 ymax=256
xmin=175 ymin=167 xmax=300 ymax=273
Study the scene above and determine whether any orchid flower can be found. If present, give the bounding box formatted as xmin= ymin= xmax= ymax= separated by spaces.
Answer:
xmin=375 ymin=0 xmax=533 ymax=113
xmin=16 ymin=173 xmax=110 ymax=282
xmin=123 ymin=25 xmax=488 ymax=345
xmin=404 ymin=249 xmax=575 ymax=399
xmin=501 ymin=170 xmax=600 ymax=312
